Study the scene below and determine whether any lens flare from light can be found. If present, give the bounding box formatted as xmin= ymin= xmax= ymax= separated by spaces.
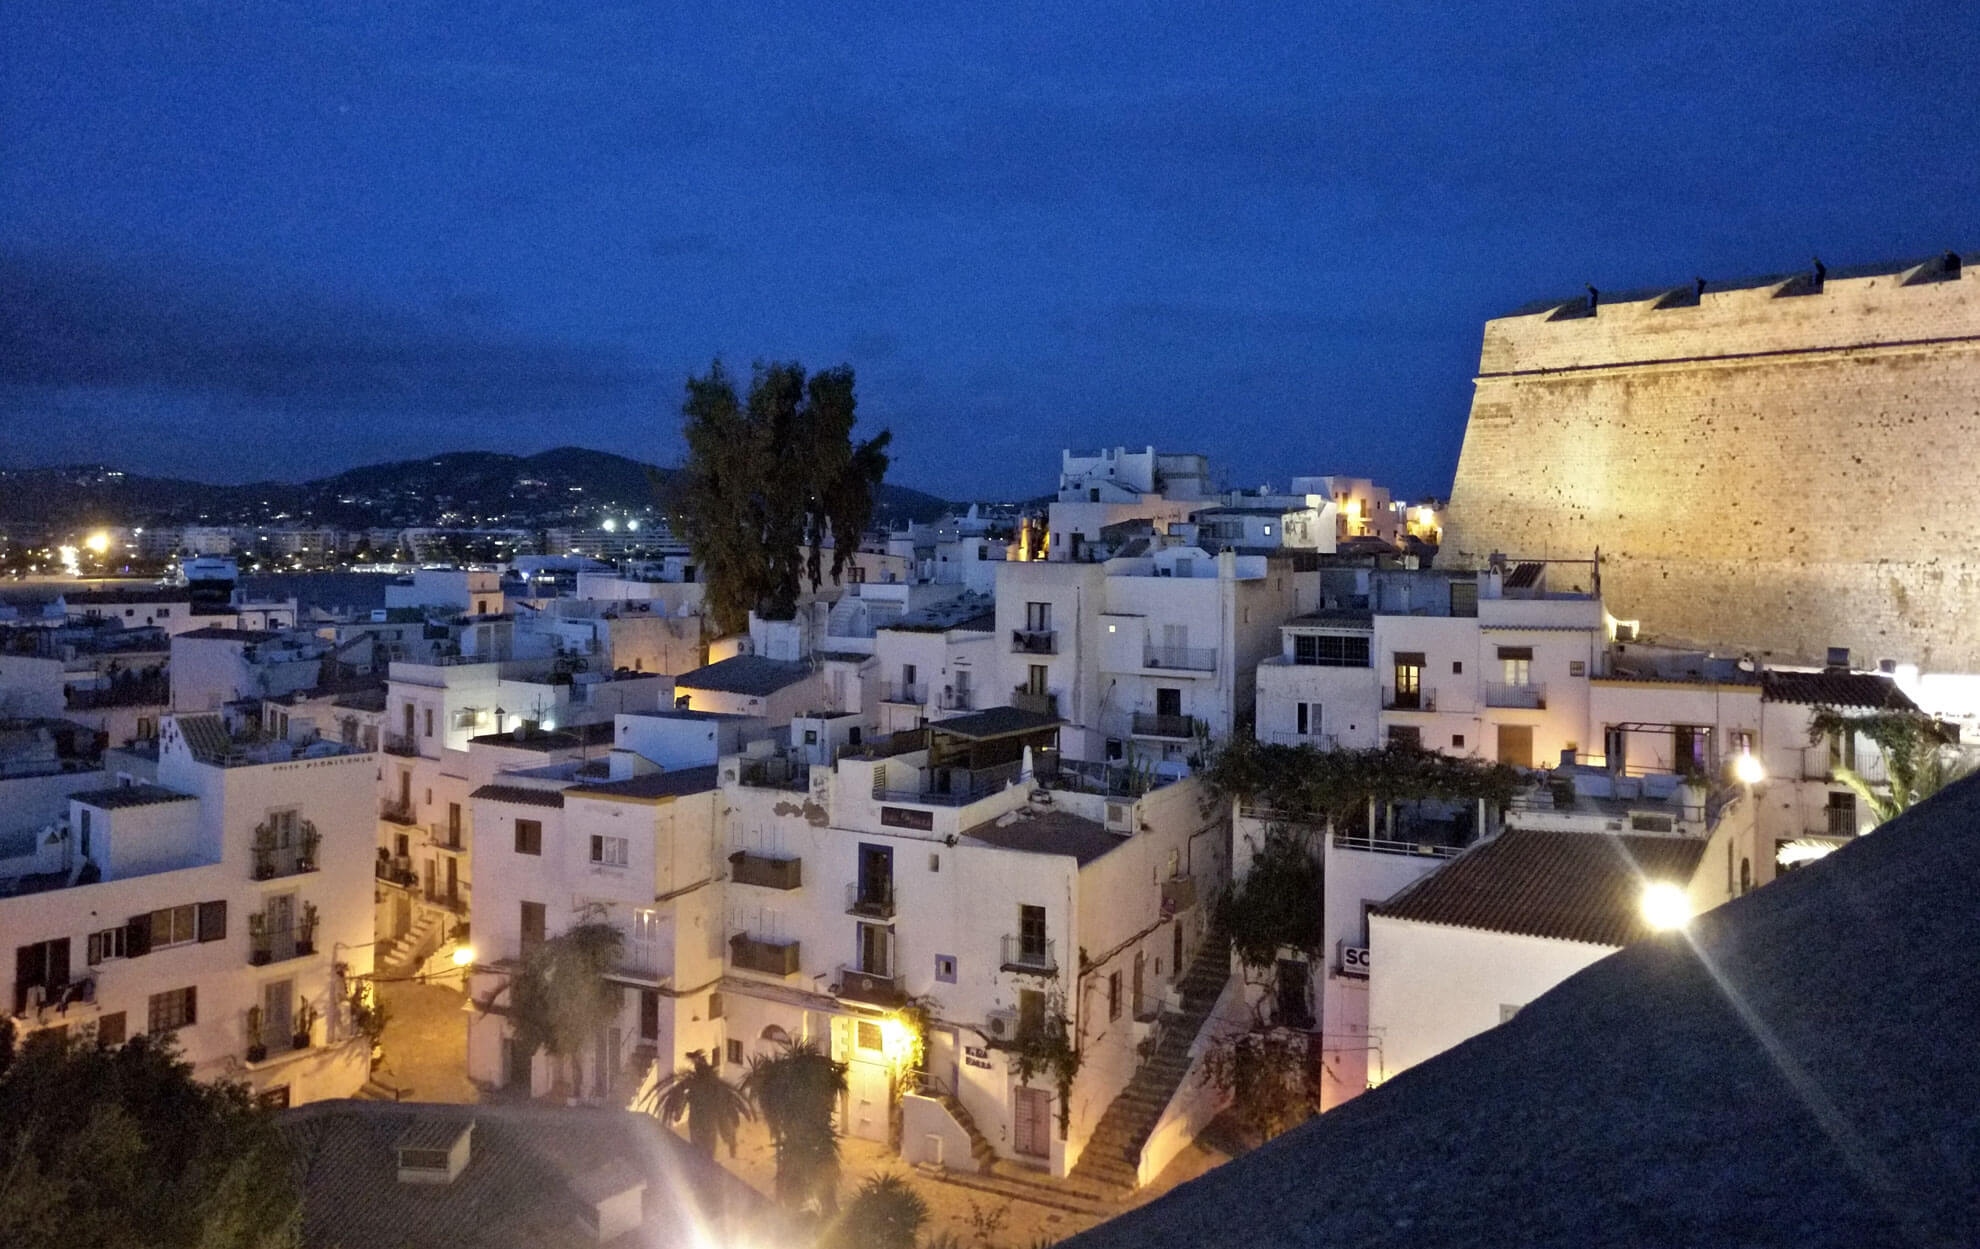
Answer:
xmin=1733 ymin=751 xmax=1765 ymax=786
xmin=1640 ymin=882 xmax=1693 ymax=931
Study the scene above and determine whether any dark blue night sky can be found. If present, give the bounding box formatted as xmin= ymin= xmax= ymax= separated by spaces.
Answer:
xmin=3 ymin=2 xmax=1974 ymax=500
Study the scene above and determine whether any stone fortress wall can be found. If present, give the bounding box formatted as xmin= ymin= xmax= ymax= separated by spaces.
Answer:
xmin=1441 ymin=253 xmax=1980 ymax=670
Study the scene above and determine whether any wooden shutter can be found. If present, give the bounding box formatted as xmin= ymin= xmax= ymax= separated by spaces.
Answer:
xmin=88 ymin=932 xmax=102 ymax=965
xmin=197 ymin=900 xmax=227 ymax=942
xmin=125 ymin=914 xmax=152 ymax=958
xmin=184 ymin=985 xmax=197 ymax=1025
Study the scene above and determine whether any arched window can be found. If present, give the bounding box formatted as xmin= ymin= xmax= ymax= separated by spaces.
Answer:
xmin=760 ymin=1025 xmax=791 ymax=1046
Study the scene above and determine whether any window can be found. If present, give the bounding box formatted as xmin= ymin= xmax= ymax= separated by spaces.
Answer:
xmin=1019 ymin=905 xmax=1047 ymax=960
xmin=147 ymin=986 xmax=197 ymax=1033
xmin=150 ymin=904 xmax=198 ymax=948
xmin=519 ymin=902 xmax=546 ymax=955
xmin=1026 ymin=664 xmax=1048 ymax=696
xmin=1828 ymin=727 xmax=1858 ymax=772
xmin=156 ymin=608 xmax=169 ymax=618
xmin=14 ymin=938 xmax=70 ymax=1011
xmin=1452 ymin=661 xmax=1463 ymax=674
xmin=708 ymin=991 xmax=723 ymax=1020
xmin=96 ymin=1011 xmax=126 ymax=1047
xmin=1108 ymin=972 xmax=1122 ymax=1021
xmin=1025 ymin=602 xmax=1051 ymax=632
xmin=88 ymin=926 xmax=127 ymax=964
xmin=1018 ymin=988 xmax=1044 ymax=1038
xmin=1827 ymin=790 xmax=1857 ymax=837
xmin=1391 ymin=652 xmax=1424 ymax=708
xmin=423 ymin=707 xmax=434 ymax=737
xmin=590 ymin=835 xmax=629 ymax=867
xmin=935 ymin=954 xmax=957 ymax=983
xmin=1568 ymin=660 xmax=1586 ymax=677
xmin=1387 ymin=725 xmax=1422 ymax=748
xmin=727 ymin=1038 xmax=744 ymax=1064
xmin=1452 ymin=734 xmax=1466 ymax=748
xmin=857 ymin=1020 xmax=884 ymax=1052
xmin=1497 ymin=646 xmax=1533 ymax=687
xmin=1449 ymin=581 xmax=1478 ymax=617
xmin=515 ymin=819 xmax=542 ymax=855
xmin=1730 ymin=729 xmax=1755 ymax=756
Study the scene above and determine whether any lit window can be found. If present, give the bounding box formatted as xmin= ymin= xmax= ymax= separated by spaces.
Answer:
xmin=590 ymin=835 xmax=629 ymax=868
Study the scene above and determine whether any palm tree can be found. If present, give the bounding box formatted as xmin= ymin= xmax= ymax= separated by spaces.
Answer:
xmin=1809 ymin=707 xmax=1977 ymax=826
xmin=741 ymin=1039 xmax=848 ymax=1214
xmin=643 ymin=1049 xmax=751 ymax=1158
xmin=825 ymin=1173 xmax=928 ymax=1249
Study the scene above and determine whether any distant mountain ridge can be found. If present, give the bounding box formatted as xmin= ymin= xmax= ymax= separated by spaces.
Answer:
xmin=0 ymin=446 xmax=951 ymax=530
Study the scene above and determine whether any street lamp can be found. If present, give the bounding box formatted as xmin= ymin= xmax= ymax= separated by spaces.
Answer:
xmin=1640 ymin=882 xmax=1693 ymax=932
xmin=451 ymin=945 xmax=477 ymax=967
xmin=1732 ymin=750 xmax=1765 ymax=787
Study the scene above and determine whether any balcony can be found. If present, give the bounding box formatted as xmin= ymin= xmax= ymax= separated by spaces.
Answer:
xmin=837 ymin=963 xmax=906 ymax=1008
xmin=423 ymin=888 xmax=468 ymax=916
xmin=937 ymin=688 xmax=974 ymax=712
xmin=1011 ymin=628 xmax=1057 ymax=656
xmin=251 ymin=821 xmax=321 ymax=881
xmin=1267 ymin=731 xmax=1339 ymax=749
xmin=739 ymin=756 xmax=811 ymax=792
xmin=1131 ymin=712 xmax=1200 ymax=740
xmin=1010 ymin=689 xmax=1058 ymax=717
xmin=379 ymin=797 xmax=418 ymax=826
xmin=248 ymin=914 xmax=317 ymax=966
xmin=1160 ymin=874 xmax=1198 ymax=915
xmin=1484 ymin=682 xmax=1547 ymax=710
xmin=846 ymin=879 xmax=896 ymax=919
xmin=881 ymin=681 xmax=928 ymax=705
xmin=730 ymin=933 xmax=801 ymax=977
xmin=877 ymin=759 xmax=1025 ymax=807
xmin=1143 ymin=644 xmax=1217 ymax=672
xmin=375 ymin=854 xmax=417 ymax=888
xmin=381 ymin=732 xmax=419 ymax=757
xmin=730 ymin=849 xmax=802 ymax=890
xmin=426 ymin=823 xmax=465 ymax=852
xmin=1383 ymin=687 xmax=1436 ymax=712
xmin=1000 ymin=935 xmax=1058 ymax=975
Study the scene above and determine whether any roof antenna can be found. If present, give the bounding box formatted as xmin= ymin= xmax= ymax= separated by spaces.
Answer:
xmin=1585 ymin=284 xmax=1599 ymax=314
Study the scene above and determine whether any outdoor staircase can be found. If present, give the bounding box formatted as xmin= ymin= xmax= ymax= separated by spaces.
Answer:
xmin=1067 ymin=933 xmax=1231 ymax=1194
xmin=937 ymin=1089 xmax=999 ymax=1172
xmin=377 ymin=909 xmax=445 ymax=978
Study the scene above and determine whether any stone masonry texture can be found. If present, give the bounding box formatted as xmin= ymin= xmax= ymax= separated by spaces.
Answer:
xmin=1442 ymin=258 xmax=1980 ymax=670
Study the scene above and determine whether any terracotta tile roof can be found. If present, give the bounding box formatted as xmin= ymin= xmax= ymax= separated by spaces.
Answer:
xmin=69 ymin=783 xmax=195 ymax=810
xmin=173 ymin=713 xmax=235 ymax=763
xmin=674 ymin=654 xmax=813 ymax=697
xmin=468 ymin=784 xmax=565 ymax=809
xmin=1374 ymin=828 xmax=1708 ymax=947
xmin=566 ymin=765 xmax=721 ymax=802
xmin=1760 ymin=669 xmax=1918 ymax=710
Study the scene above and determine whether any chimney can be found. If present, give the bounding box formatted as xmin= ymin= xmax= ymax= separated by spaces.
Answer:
xmin=396 ymin=1118 xmax=473 ymax=1185
xmin=572 ymin=1159 xmax=647 ymax=1243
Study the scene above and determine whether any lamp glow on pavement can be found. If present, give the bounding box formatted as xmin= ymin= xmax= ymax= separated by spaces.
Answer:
xmin=1640 ymin=882 xmax=1694 ymax=932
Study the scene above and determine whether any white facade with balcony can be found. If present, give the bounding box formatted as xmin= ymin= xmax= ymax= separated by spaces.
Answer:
xmin=1 ymin=713 xmax=376 ymax=1107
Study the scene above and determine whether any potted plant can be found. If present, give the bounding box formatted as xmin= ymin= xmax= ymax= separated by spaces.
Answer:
xmin=292 ymin=998 xmax=316 ymax=1050
xmin=350 ymin=984 xmax=388 ymax=1069
xmin=297 ymin=820 xmax=321 ymax=872
xmin=246 ymin=1005 xmax=266 ymax=1063
xmin=248 ymin=912 xmax=271 ymax=965
xmin=297 ymin=902 xmax=319 ymax=956
xmin=251 ymin=820 xmax=277 ymax=880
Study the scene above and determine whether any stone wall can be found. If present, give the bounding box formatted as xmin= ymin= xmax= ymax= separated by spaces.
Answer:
xmin=1443 ymin=257 xmax=1980 ymax=670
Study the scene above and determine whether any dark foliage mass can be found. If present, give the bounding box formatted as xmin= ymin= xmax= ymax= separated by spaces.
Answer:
xmin=0 ymin=1023 xmax=299 ymax=1249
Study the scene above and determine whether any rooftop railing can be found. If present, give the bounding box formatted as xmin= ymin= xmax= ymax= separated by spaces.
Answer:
xmin=1143 ymin=644 xmax=1216 ymax=672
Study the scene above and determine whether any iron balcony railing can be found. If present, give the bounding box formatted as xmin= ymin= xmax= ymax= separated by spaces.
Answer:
xmin=1484 ymin=681 xmax=1547 ymax=710
xmin=738 ymin=757 xmax=811 ymax=791
xmin=837 ymin=963 xmax=906 ymax=1008
xmin=375 ymin=854 xmax=417 ymax=887
xmin=1011 ymin=628 xmax=1057 ymax=655
xmin=427 ymin=823 xmax=465 ymax=852
xmin=730 ymin=933 xmax=801 ymax=977
xmin=1000 ymin=935 xmax=1057 ymax=974
xmin=379 ymin=797 xmax=418 ymax=825
xmin=1131 ymin=712 xmax=1199 ymax=739
xmin=729 ymin=849 xmax=803 ymax=890
xmin=1267 ymin=731 xmax=1339 ymax=749
xmin=881 ymin=681 xmax=928 ymax=705
xmin=1010 ymin=689 xmax=1058 ymax=717
xmin=1142 ymin=644 xmax=1217 ymax=672
xmin=938 ymin=688 xmax=975 ymax=712
xmin=381 ymin=732 xmax=419 ymax=757
xmin=876 ymin=760 xmax=1025 ymax=807
xmin=846 ymin=879 xmax=896 ymax=918
xmin=1382 ymin=686 xmax=1436 ymax=712
xmin=248 ymin=919 xmax=316 ymax=966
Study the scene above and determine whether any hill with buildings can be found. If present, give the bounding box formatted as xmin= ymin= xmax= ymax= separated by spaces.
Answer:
xmin=0 ymin=446 xmax=950 ymax=530
xmin=1064 ymin=773 xmax=1980 ymax=1249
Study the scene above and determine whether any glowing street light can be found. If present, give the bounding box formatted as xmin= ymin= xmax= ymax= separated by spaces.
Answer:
xmin=84 ymin=531 xmax=110 ymax=555
xmin=1640 ymin=882 xmax=1693 ymax=932
xmin=451 ymin=945 xmax=477 ymax=967
xmin=1732 ymin=750 xmax=1765 ymax=787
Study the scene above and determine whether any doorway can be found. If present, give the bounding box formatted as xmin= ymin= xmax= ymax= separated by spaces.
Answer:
xmin=1013 ymin=1086 xmax=1052 ymax=1159
xmin=264 ymin=979 xmax=293 ymax=1050
xmin=848 ymin=1061 xmax=890 ymax=1142
xmin=1496 ymin=724 xmax=1533 ymax=768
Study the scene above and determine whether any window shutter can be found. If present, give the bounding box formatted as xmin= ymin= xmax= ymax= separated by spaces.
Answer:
xmin=88 ymin=932 xmax=102 ymax=965
xmin=184 ymin=985 xmax=197 ymax=1025
xmin=197 ymin=900 xmax=227 ymax=943
xmin=1496 ymin=646 xmax=1533 ymax=661
xmin=125 ymin=913 xmax=152 ymax=958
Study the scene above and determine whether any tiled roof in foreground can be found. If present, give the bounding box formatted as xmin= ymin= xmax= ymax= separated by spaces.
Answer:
xmin=468 ymin=784 xmax=565 ymax=809
xmin=1065 ymin=778 xmax=1980 ymax=1249
xmin=1373 ymin=828 xmax=1707 ymax=948
xmin=1760 ymin=668 xmax=1918 ymax=710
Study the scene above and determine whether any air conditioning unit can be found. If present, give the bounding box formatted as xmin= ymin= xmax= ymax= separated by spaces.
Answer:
xmin=985 ymin=1008 xmax=1019 ymax=1040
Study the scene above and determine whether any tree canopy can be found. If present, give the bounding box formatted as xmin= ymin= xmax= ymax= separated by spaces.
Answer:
xmin=0 ymin=1025 xmax=299 ymax=1249
xmin=1806 ymin=706 xmax=1975 ymax=825
xmin=503 ymin=920 xmax=625 ymax=1061
xmin=1204 ymin=735 xmax=1525 ymax=826
xmin=665 ymin=360 xmax=892 ymax=635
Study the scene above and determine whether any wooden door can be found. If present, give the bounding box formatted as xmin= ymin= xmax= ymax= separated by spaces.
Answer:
xmin=1013 ymin=1086 xmax=1051 ymax=1158
xmin=1132 ymin=951 xmax=1145 ymax=1019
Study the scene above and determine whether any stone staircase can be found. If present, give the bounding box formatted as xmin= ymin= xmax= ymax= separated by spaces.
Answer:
xmin=937 ymin=1088 xmax=999 ymax=1172
xmin=1068 ymin=934 xmax=1231 ymax=1194
xmin=377 ymin=909 xmax=445 ymax=978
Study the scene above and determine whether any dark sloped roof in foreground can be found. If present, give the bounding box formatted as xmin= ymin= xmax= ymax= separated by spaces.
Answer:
xmin=674 ymin=654 xmax=813 ymax=696
xmin=1760 ymin=668 xmax=1918 ymax=710
xmin=279 ymin=1100 xmax=766 ymax=1249
xmin=1067 ymin=776 xmax=1980 ymax=1249
xmin=566 ymin=765 xmax=721 ymax=802
xmin=1373 ymin=829 xmax=1707 ymax=947
xmin=469 ymin=783 xmax=566 ymax=808
xmin=929 ymin=705 xmax=1062 ymax=740
xmin=70 ymin=782 xmax=195 ymax=810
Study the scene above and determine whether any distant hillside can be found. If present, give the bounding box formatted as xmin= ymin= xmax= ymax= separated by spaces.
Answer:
xmin=0 ymin=447 xmax=951 ymax=530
